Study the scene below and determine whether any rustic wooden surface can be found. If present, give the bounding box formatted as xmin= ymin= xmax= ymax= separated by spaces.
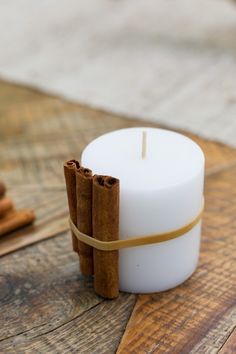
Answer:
xmin=0 ymin=80 xmax=235 ymax=353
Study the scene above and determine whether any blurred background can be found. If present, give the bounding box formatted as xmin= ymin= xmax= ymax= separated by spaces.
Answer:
xmin=0 ymin=0 xmax=236 ymax=146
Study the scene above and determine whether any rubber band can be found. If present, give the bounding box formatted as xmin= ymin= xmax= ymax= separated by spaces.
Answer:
xmin=70 ymin=199 xmax=204 ymax=251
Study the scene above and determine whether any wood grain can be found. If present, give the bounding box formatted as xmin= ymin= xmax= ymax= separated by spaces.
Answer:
xmin=0 ymin=233 xmax=136 ymax=353
xmin=1 ymin=82 xmax=236 ymax=189
xmin=0 ymin=80 xmax=236 ymax=353
xmin=219 ymin=329 xmax=236 ymax=354
xmin=117 ymin=166 xmax=236 ymax=354
xmin=0 ymin=187 xmax=68 ymax=256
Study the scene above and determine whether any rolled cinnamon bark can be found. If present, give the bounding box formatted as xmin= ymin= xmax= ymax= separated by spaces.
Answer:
xmin=0 ymin=182 xmax=6 ymax=198
xmin=0 ymin=209 xmax=35 ymax=237
xmin=0 ymin=198 xmax=14 ymax=218
xmin=93 ymin=175 xmax=120 ymax=299
xmin=76 ymin=167 xmax=93 ymax=276
xmin=64 ymin=160 xmax=80 ymax=253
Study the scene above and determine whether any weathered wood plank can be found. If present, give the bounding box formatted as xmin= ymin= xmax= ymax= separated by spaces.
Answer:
xmin=0 ymin=234 xmax=99 ymax=342
xmin=0 ymin=193 xmax=136 ymax=353
xmin=0 ymin=81 xmax=137 ymax=353
xmin=117 ymin=166 xmax=236 ymax=354
xmin=1 ymin=82 xmax=236 ymax=188
xmin=189 ymin=306 xmax=236 ymax=354
xmin=219 ymin=329 xmax=236 ymax=354
xmin=0 ymin=187 xmax=68 ymax=256
xmin=0 ymin=291 xmax=136 ymax=354
xmin=1 ymin=80 xmax=236 ymax=353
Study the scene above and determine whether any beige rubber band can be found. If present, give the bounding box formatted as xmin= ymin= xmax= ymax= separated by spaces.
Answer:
xmin=70 ymin=199 xmax=204 ymax=251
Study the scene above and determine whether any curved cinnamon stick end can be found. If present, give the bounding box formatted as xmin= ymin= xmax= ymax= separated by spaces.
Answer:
xmin=0 ymin=209 xmax=35 ymax=238
xmin=19 ymin=209 xmax=36 ymax=225
xmin=64 ymin=159 xmax=80 ymax=253
xmin=93 ymin=175 xmax=119 ymax=189
xmin=0 ymin=182 xmax=6 ymax=199
xmin=0 ymin=198 xmax=14 ymax=218
xmin=93 ymin=175 xmax=105 ymax=187
xmin=76 ymin=167 xmax=93 ymax=179
xmin=64 ymin=159 xmax=80 ymax=170
xmin=104 ymin=176 xmax=119 ymax=189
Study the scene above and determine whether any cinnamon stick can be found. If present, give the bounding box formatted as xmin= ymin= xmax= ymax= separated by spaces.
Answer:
xmin=93 ymin=175 xmax=120 ymax=299
xmin=0 ymin=198 xmax=14 ymax=218
xmin=0 ymin=182 xmax=6 ymax=198
xmin=64 ymin=160 xmax=80 ymax=253
xmin=76 ymin=167 xmax=94 ymax=276
xmin=0 ymin=209 xmax=35 ymax=237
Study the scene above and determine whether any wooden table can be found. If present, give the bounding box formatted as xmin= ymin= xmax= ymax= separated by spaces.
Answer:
xmin=0 ymin=80 xmax=235 ymax=353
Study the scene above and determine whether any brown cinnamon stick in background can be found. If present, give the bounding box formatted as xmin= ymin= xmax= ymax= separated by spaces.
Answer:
xmin=0 ymin=198 xmax=14 ymax=217
xmin=64 ymin=160 xmax=80 ymax=253
xmin=93 ymin=175 xmax=120 ymax=299
xmin=76 ymin=167 xmax=93 ymax=276
xmin=0 ymin=182 xmax=6 ymax=198
xmin=0 ymin=209 xmax=35 ymax=237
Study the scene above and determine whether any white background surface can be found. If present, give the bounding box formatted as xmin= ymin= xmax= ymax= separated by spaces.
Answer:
xmin=0 ymin=0 xmax=236 ymax=147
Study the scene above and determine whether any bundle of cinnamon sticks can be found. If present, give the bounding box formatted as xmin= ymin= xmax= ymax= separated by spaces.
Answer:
xmin=0 ymin=181 xmax=35 ymax=238
xmin=64 ymin=160 xmax=119 ymax=299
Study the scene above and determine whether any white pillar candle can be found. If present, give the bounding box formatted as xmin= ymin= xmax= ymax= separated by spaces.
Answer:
xmin=81 ymin=128 xmax=204 ymax=293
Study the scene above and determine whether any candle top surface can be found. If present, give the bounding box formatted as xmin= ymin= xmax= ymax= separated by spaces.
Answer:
xmin=81 ymin=128 xmax=204 ymax=191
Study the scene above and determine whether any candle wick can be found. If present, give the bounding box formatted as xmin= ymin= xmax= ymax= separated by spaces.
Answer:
xmin=142 ymin=131 xmax=147 ymax=160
